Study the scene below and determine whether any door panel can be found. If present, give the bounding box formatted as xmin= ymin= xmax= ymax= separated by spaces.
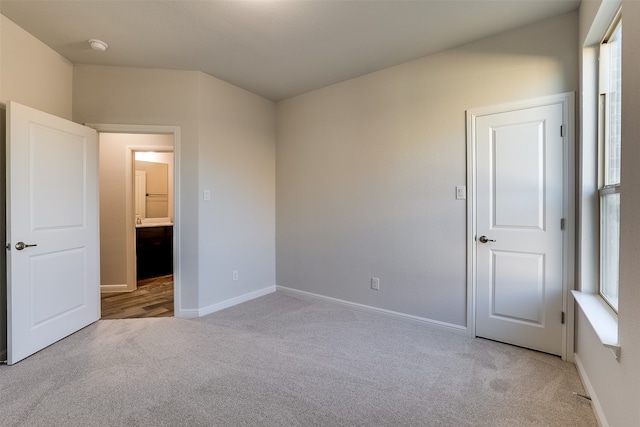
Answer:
xmin=493 ymin=122 xmax=544 ymax=229
xmin=491 ymin=250 xmax=544 ymax=325
xmin=32 ymin=249 xmax=87 ymax=326
xmin=475 ymin=103 xmax=564 ymax=356
xmin=31 ymin=124 xmax=86 ymax=228
xmin=7 ymin=101 xmax=99 ymax=365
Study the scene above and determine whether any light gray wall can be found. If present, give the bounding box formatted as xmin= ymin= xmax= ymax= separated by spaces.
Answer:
xmin=276 ymin=12 xmax=578 ymax=326
xmin=618 ymin=2 xmax=640 ymax=421
xmin=73 ymin=66 xmax=276 ymax=314
xmin=0 ymin=15 xmax=73 ymax=120
xmin=575 ymin=1 xmax=640 ymax=425
xmin=198 ymin=73 xmax=276 ymax=307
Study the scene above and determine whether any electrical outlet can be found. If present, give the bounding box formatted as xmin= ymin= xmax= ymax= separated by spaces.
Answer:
xmin=203 ymin=189 xmax=211 ymax=201
xmin=232 ymin=270 xmax=238 ymax=281
xmin=371 ymin=277 xmax=380 ymax=290
xmin=455 ymin=186 xmax=466 ymax=200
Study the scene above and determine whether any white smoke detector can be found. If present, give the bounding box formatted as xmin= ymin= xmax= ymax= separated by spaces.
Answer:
xmin=88 ymin=39 xmax=108 ymax=51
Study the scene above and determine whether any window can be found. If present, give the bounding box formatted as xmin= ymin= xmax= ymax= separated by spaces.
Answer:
xmin=599 ymin=17 xmax=622 ymax=311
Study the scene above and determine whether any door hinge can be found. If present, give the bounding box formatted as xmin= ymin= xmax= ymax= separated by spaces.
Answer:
xmin=5 ymin=243 xmax=9 ymax=250
xmin=560 ymin=218 xmax=566 ymax=230
xmin=561 ymin=311 xmax=565 ymax=324
xmin=560 ymin=125 xmax=565 ymax=137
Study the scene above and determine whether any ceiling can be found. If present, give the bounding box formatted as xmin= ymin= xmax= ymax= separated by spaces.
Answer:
xmin=0 ymin=0 xmax=581 ymax=101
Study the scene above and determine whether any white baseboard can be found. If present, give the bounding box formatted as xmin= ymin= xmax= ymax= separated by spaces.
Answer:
xmin=100 ymin=283 xmax=131 ymax=293
xmin=574 ymin=353 xmax=607 ymax=427
xmin=176 ymin=308 xmax=199 ymax=318
xmin=177 ymin=285 xmax=276 ymax=318
xmin=276 ymin=286 xmax=467 ymax=334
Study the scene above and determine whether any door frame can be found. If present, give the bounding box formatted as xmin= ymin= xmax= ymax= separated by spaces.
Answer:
xmin=87 ymin=123 xmax=182 ymax=317
xmin=465 ymin=93 xmax=575 ymax=361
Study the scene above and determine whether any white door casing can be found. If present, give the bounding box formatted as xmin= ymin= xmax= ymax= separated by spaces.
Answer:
xmin=467 ymin=94 xmax=575 ymax=359
xmin=7 ymin=101 xmax=100 ymax=365
xmin=88 ymin=123 xmax=181 ymax=316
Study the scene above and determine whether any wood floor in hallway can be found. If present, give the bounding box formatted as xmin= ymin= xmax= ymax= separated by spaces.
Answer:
xmin=100 ymin=274 xmax=174 ymax=319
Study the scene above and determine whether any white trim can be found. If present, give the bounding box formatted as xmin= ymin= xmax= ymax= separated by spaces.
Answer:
xmin=562 ymin=93 xmax=577 ymax=363
xmin=277 ymin=286 xmax=468 ymax=334
xmin=466 ymin=109 xmax=478 ymax=338
xmin=584 ymin=0 xmax=621 ymax=47
xmin=85 ymin=124 xmax=179 ymax=135
xmin=574 ymin=353 xmax=610 ymax=427
xmin=177 ymin=309 xmax=202 ymax=319
xmin=466 ymin=92 xmax=576 ymax=361
xmin=180 ymin=286 xmax=277 ymax=318
xmin=125 ymin=145 xmax=173 ymax=292
xmin=100 ymin=283 xmax=130 ymax=293
xmin=572 ymin=291 xmax=620 ymax=360
xmin=85 ymin=124 xmax=183 ymax=317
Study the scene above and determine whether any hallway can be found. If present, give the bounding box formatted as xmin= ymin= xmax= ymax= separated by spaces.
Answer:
xmin=100 ymin=275 xmax=173 ymax=319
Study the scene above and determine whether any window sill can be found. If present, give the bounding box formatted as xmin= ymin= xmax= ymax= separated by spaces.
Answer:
xmin=572 ymin=290 xmax=620 ymax=360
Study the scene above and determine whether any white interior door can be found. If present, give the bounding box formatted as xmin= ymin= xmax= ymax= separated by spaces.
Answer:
xmin=7 ymin=101 xmax=99 ymax=365
xmin=475 ymin=102 xmax=565 ymax=356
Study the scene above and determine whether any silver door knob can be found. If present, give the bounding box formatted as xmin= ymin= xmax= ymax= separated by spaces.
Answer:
xmin=478 ymin=236 xmax=496 ymax=244
xmin=15 ymin=242 xmax=38 ymax=251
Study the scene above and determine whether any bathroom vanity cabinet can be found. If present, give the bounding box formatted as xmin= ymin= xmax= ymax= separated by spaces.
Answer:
xmin=136 ymin=225 xmax=173 ymax=280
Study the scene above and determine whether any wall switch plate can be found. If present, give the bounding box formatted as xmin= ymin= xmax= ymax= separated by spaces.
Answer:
xmin=371 ymin=277 xmax=380 ymax=290
xmin=203 ymin=189 xmax=211 ymax=201
xmin=232 ymin=270 xmax=238 ymax=281
xmin=455 ymin=186 xmax=466 ymax=200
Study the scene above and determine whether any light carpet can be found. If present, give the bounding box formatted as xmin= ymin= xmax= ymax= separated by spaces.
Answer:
xmin=0 ymin=292 xmax=596 ymax=426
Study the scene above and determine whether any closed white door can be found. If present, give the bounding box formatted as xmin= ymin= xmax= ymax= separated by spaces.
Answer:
xmin=7 ymin=101 xmax=99 ymax=365
xmin=475 ymin=102 xmax=564 ymax=356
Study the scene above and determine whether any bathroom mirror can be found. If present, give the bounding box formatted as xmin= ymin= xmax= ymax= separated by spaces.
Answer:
xmin=135 ymin=159 xmax=169 ymax=221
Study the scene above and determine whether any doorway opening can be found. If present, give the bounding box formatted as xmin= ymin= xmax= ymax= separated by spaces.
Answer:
xmin=92 ymin=125 xmax=180 ymax=319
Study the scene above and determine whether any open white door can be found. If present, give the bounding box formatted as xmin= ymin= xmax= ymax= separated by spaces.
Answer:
xmin=474 ymin=101 xmax=565 ymax=356
xmin=7 ymin=101 xmax=99 ymax=365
